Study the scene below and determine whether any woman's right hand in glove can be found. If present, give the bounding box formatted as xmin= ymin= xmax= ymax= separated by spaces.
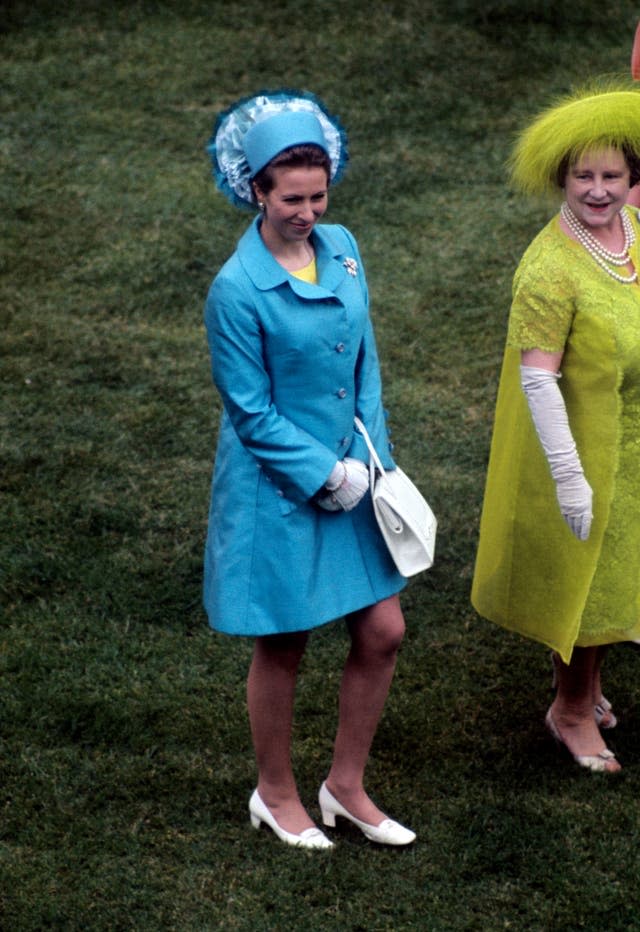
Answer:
xmin=316 ymin=458 xmax=369 ymax=512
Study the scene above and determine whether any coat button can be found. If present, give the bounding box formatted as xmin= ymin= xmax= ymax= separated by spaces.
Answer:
xmin=337 ymin=388 xmax=347 ymax=398
xmin=335 ymin=342 xmax=345 ymax=353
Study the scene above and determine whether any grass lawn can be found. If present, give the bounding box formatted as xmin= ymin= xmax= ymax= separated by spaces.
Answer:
xmin=3 ymin=1 xmax=640 ymax=928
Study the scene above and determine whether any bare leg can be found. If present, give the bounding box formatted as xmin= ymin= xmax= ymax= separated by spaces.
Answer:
xmin=325 ymin=594 xmax=406 ymax=824
xmin=552 ymin=645 xmax=615 ymax=727
xmin=593 ymin=644 xmax=608 ymax=704
xmin=549 ymin=646 xmax=620 ymax=771
xmin=593 ymin=644 xmax=607 ymax=702
xmin=593 ymin=644 xmax=617 ymax=728
xmin=247 ymin=630 xmax=316 ymax=833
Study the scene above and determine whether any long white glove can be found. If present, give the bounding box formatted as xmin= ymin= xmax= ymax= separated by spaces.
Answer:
xmin=520 ymin=365 xmax=593 ymax=541
xmin=316 ymin=457 xmax=369 ymax=512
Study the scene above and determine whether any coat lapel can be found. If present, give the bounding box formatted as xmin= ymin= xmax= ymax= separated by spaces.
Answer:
xmin=237 ymin=217 xmax=351 ymax=302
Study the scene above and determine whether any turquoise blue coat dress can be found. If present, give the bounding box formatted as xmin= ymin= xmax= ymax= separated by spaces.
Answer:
xmin=203 ymin=216 xmax=406 ymax=636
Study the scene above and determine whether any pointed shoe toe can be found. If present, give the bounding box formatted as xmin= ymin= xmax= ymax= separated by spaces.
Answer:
xmin=318 ymin=781 xmax=415 ymax=846
xmin=360 ymin=817 xmax=416 ymax=846
xmin=249 ymin=790 xmax=334 ymax=849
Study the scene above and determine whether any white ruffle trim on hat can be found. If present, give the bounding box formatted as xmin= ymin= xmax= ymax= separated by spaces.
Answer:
xmin=207 ymin=89 xmax=348 ymax=209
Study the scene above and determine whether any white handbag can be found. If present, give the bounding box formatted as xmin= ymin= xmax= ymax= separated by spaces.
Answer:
xmin=354 ymin=417 xmax=437 ymax=577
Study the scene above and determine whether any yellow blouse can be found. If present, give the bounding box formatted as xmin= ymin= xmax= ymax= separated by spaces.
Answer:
xmin=291 ymin=257 xmax=317 ymax=284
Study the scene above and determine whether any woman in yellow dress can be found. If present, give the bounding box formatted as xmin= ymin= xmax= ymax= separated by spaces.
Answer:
xmin=472 ymin=84 xmax=640 ymax=773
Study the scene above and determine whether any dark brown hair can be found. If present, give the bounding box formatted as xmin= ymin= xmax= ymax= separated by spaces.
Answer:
xmin=251 ymin=144 xmax=331 ymax=200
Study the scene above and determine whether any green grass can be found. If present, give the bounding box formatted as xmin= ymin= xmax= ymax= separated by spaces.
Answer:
xmin=3 ymin=1 xmax=640 ymax=928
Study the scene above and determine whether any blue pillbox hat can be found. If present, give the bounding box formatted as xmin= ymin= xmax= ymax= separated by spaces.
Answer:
xmin=243 ymin=110 xmax=329 ymax=176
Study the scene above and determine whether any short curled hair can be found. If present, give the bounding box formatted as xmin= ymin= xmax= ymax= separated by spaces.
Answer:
xmin=251 ymin=143 xmax=331 ymax=201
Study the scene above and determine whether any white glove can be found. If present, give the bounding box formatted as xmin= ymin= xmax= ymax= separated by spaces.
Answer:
xmin=520 ymin=365 xmax=593 ymax=541
xmin=316 ymin=458 xmax=369 ymax=512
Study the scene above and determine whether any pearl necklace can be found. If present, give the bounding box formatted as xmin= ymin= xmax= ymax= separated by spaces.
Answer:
xmin=560 ymin=202 xmax=637 ymax=284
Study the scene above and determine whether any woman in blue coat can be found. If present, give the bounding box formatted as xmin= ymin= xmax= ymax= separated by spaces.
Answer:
xmin=204 ymin=90 xmax=415 ymax=849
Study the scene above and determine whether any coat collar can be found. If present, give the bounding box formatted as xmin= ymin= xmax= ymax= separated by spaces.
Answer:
xmin=236 ymin=216 xmax=351 ymax=300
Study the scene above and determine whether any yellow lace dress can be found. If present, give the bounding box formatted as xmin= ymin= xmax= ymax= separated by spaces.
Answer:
xmin=472 ymin=206 xmax=640 ymax=662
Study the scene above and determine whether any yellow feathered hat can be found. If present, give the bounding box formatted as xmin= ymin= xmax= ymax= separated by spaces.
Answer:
xmin=510 ymin=82 xmax=640 ymax=195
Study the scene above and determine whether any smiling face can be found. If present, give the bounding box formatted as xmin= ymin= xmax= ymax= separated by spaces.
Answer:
xmin=253 ymin=165 xmax=328 ymax=249
xmin=563 ymin=147 xmax=631 ymax=233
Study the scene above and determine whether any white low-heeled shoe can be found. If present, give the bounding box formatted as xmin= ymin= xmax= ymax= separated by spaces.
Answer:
xmin=318 ymin=782 xmax=415 ymax=846
xmin=249 ymin=790 xmax=334 ymax=849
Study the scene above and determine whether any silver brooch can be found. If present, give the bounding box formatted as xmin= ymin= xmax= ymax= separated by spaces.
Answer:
xmin=343 ymin=257 xmax=358 ymax=276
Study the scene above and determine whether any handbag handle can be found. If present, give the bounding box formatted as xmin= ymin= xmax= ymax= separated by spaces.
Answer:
xmin=354 ymin=417 xmax=388 ymax=478
xmin=355 ymin=417 xmax=403 ymax=534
